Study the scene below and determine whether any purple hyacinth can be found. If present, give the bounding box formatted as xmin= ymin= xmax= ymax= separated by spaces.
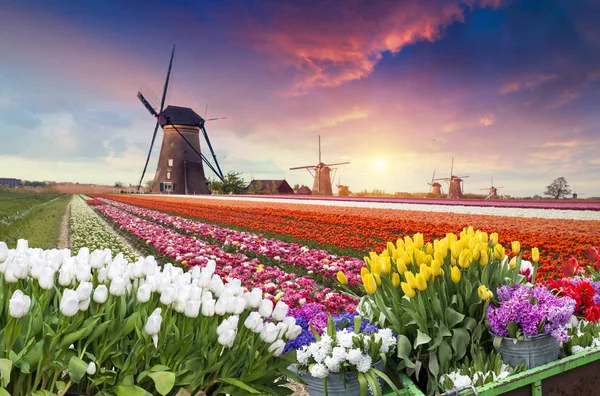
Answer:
xmin=487 ymin=284 xmax=576 ymax=342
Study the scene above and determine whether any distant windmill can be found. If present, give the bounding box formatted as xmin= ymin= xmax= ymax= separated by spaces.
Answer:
xmin=432 ymin=157 xmax=469 ymax=199
xmin=572 ymin=187 xmax=585 ymax=199
xmin=480 ymin=176 xmax=507 ymax=199
xmin=136 ymin=45 xmax=226 ymax=195
xmin=427 ymin=170 xmax=443 ymax=197
xmin=290 ymin=136 xmax=350 ymax=195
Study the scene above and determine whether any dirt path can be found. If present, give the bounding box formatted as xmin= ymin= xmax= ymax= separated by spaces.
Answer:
xmin=58 ymin=195 xmax=72 ymax=249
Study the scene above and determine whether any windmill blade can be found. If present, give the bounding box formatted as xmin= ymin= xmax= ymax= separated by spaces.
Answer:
xmin=323 ymin=161 xmax=350 ymax=166
xmin=290 ymin=165 xmax=315 ymax=170
xmin=137 ymin=45 xmax=176 ymax=191
xmin=455 ymin=175 xmax=470 ymax=179
xmin=199 ymin=124 xmax=224 ymax=180
xmin=431 ymin=170 xmax=436 ymax=184
xmin=137 ymin=92 xmax=158 ymax=117
xmin=206 ymin=117 xmax=228 ymax=121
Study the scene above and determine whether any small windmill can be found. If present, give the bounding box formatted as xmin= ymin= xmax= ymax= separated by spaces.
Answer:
xmin=572 ymin=187 xmax=585 ymax=199
xmin=432 ymin=157 xmax=469 ymax=199
xmin=480 ymin=176 xmax=507 ymax=199
xmin=290 ymin=136 xmax=350 ymax=195
xmin=427 ymin=170 xmax=443 ymax=197
xmin=136 ymin=45 xmax=226 ymax=195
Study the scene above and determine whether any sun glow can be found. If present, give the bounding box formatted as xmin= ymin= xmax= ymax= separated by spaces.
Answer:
xmin=375 ymin=158 xmax=386 ymax=171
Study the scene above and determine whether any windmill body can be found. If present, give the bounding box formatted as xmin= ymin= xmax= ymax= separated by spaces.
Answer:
xmin=431 ymin=158 xmax=469 ymax=199
xmin=136 ymin=46 xmax=225 ymax=195
xmin=290 ymin=136 xmax=350 ymax=196
xmin=480 ymin=176 xmax=507 ymax=199
xmin=152 ymin=106 xmax=209 ymax=194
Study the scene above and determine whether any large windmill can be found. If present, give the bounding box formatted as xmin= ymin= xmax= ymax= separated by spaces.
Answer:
xmin=480 ymin=176 xmax=507 ymax=199
xmin=432 ymin=158 xmax=469 ymax=199
xmin=290 ymin=136 xmax=350 ymax=195
xmin=137 ymin=46 xmax=225 ymax=195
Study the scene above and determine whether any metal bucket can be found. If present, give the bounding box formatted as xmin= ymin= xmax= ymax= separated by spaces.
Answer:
xmin=496 ymin=333 xmax=560 ymax=369
xmin=299 ymin=360 xmax=384 ymax=396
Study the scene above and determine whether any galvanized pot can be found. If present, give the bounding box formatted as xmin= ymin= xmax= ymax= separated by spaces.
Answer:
xmin=496 ymin=333 xmax=560 ymax=369
xmin=300 ymin=360 xmax=384 ymax=396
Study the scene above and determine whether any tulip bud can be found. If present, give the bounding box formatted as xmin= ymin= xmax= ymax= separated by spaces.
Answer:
xmin=480 ymin=249 xmax=489 ymax=266
xmin=511 ymin=241 xmax=521 ymax=255
xmin=532 ymin=247 xmax=540 ymax=262
xmin=0 ymin=241 xmax=8 ymax=263
xmin=414 ymin=273 xmax=427 ymax=291
xmin=16 ymin=239 xmax=28 ymax=252
xmin=79 ymin=298 xmax=91 ymax=312
xmin=76 ymin=282 xmax=93 ymax=301
xmin=451 ymin=266 xmax=461 ymax=283
xmin=109 ymin=277 xmax=127 ymax=296
xmin=401 ymin=282 xmax=416 ymax=298
xmin=86 ymin=362 xmax=96 ymax=375
xmin=137 ymin=283 xmax=152 ymax=303
xmin=38 ymin=267 xmax=55 ymax=290
xmin=392 ymin=272 xmax=400 ymax=287
xmin=404 ymin=272 xmax=416 ymax=289
xmin=184 ymin=300 xmax=201 ymax=318
xmin=268 ymin=339 xmax=286 ymax=357
xmin=217 ymin=328 xmax=236 ymax=348
xmin=336 ymin=271 xmax=348 ymax=285
xmin=201 ymin=298 xmax=215 ymax=317
xmin=259 ymin=299 xmax=274 ymax=318
xmin=261 ymin=322 xmax=279 ymax=343
xmin=60 ymin=289 xmax=80 ymax=317
xmin=363 ymin=274 xmax=377 ymax=294
xmin=494 ymin=244 xmax=505 ymax=261
xmin=245 ymin=312 xmax=264 ymax=332
xmin=246 ymin=288 xmax=262 ymax=308
xmin=272 ymin=301 xmax=289 ymax=321
xmin=9 ymin=290 xmax=31 ymax=318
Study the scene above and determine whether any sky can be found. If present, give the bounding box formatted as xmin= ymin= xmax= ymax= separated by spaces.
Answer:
xmin=1 ymin=0 xmax=599 ymax=197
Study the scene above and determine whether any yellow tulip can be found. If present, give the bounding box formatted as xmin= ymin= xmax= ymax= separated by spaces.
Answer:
xmin=451 ymin=257 xmax=457 ymax=266
xmin=382 ymin=256 xmax=392 ymax=274
xmin=446 ymin=233 xmax=457 ymax=246
xmin=401 ymin=251 xmax=411 ymax=267
xmin=415 ymin=250 xmax=426 ymax=264
xmin=396 ymin=238 xmax=405 ymax=250
xmin=360 ymin=267 xmax=369 ymax=277
xmin=393 ymin=249 xmax=401 ymax=261
xmin=479 ymin=231 xmax=489 ymax=243
xmin=336 ymin=271 xmax=348 ymax=285
xmin=363 ymin=274 xmax=377 ymax=294
xmin=386 ymin=241 xmax=395 ymax=253
xmin=472 ymin=245 xmax=481 ymax=261
xmin=380 ymin=250 xmax=389 ymax=257
xmin=468 ymin=237 xmax=477 ymax=250
xmin=363 ymin=257 xmax=371 ymax=267
xmin=466 ymin=226 xmax=474 ymax=236
xmin=490 ymin=233 xmax=499 ymax=246
xmin=509 ymin=256 xmax=517 ymax=269
xmin=431 ymin=259 xmax=442 ymax=276
xmin=392 ymin=272 xmax=400 ymax=287
xmin=451 ymin=243 xmax=461 ymax=260
xmin=451 ymin=266 xmax=461 ymax=283
xmin=415 ymin=273 xmax=427 ymax=291
xmin=371 ymin=259 xmax=382 ymax=276
xmin=373 ymin=274 xmax=382 ymax=285
xmin=369 ymin=252 xmax=378 ymax=261
xmin=479 ymin=249 xmax=489 ymax=266
xmin=424 ymin=254 xmax=433 ymax=265
xmin=404 ymin=272 xmax=417 ymax=289
xmin=478 ymin=285 xmax=493 ymax=301
xmin=494 ymin=244 xmax=505 ymax=261
xmin=511 ymin=241 xmax=521 ymax=255
xmin=459 ymin=249 xmax=473 ymax=269
xmin=532 ymin=247 xmax=540 ymax=262
xmin=434 ymin=251 xmax=445 ymax=263
xmin=425 ymin=242 xmax=433 ymax=255
xmin=404 ymin=235 xmax=414 ymax=247
xmin=414 ymin=233 xmax=424 ymax=249
xmin=396 ymin=259 xmax=408 ymax=274
xmin=401 ymin=282 xmax=416 ymax=298
xmin=419 ymin=264 xmax=431 ymax=281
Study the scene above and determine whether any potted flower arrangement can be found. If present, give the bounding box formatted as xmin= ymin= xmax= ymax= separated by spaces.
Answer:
xmin=291 ymin=314 xmax=399 ymax=396
xmin=487 ymin=284 xmax=576 ymax=369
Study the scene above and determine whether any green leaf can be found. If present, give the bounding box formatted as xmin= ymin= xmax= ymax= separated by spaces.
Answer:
xmin=396 ymin=335 xmax=415 ymax=368
xmin=112 ymin=385 xmax=152 ymax=396
xmin=68 ymin=356 xmax=89 ymax=384
xmin=218 ymin=377 xmax=261 ymax=393
xmin=508 ymin=322 xmax=519 ymax=339
xmin=59 ymin=318 xmax=100 ymax=349
xmin=414 ymin=329 xmax=432 ymax=349
xmin=0 ymin=359 xmax=12 ymax=387
xmin=0 ymin=389 xmax=11 ymax=396
xmin=438 ymin=341 xmax=452 ymax=364
xmin=445 ymin=307 xmax=465 ymax=329
xmin=428 ymin=351 xmax=439 ymax=377
xmin=56 ymin=381 xmax=66 ymax=391
xmin=463 ymin=317 xmax=477 ymax=333
xmin=493 ymin=336 xmax=503 ymax=350
xmin=150 ymin=364 xmax=170 ymax=372
xmin=148 ymin=371 xmax=175 ymax=396
xmin=451 ymin=328 xmax=469 ymax=360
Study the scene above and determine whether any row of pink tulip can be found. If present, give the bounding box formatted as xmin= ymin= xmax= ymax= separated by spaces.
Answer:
xmin=94 ymin=203 xmax=357 ymax=313
xmin=97 ymin=198 xmax=364 ymax=285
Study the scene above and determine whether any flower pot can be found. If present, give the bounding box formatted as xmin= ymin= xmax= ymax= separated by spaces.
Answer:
xmin=495 ymin=333 xmax=560 ymax=369
xmin=299 ymin=360 xmax=384 ymax=396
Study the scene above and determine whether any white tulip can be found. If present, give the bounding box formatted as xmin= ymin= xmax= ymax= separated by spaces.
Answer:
xmin=201 ymin=290 xmax=213 ymax=301
xmin=184 ymin=300 xmax=201 ymax=318
xmin=4 ymin=262 xmax=19 ymax=283
xmin=76 ymin=282 xmax=94 ymax=301
xmin=79 ymin=298 xmax=91 ymax=311
xmin=246 ymin=288 xmax=262 ymax=308
xmin=268 ymin=339 xmax=286 ymax=357
xmin=205 ymin=259 xmax=216 ymax=274
xmin=201 ymin=299 xmax=215 ymax=317
xmin=271 ymin=301 xmax=289 ymax=321
xmin=215 ymin=296 xmax=229 ymax=316
xmin=232 ymin=297 xmax=247 ymax=315
xmin=75 ymin=264 xmax=92 ymax=282
xmin=190 ymin=286 xmax=202 ymax=301
xmin=137 ymin=284 xmax=152 ymax=303
xmin=210 ymin=276 xmax=225 ymax=297
xmin=89 ymin=251 xmax=104 ymax=269
xmin=9 ymin=290 xmax=31 ymax=318
xmin=38 ymin=267 xmax=55 ymax=290
xmin=226 ymin=315 xmax=239 ymax=330
xmin=285 ymin=324 xmax=303 ymax=341
xmin=258 ymin=299 xmax=274 ymax=318
xmin=198 ymin=271 xmax=212 ymax=288
xmin=142 ymin=256 xmax=157 ymax=276
xmin=97 ymin=267 xmax=108 ymax=284
xmin=177 ymin=284 xmax=192 ymax=304
xmin=16 ymin=239 xmax=28 ymax=252
xmin=30 ymin=258 xmax=45 ymax=279
xmin=93 ymin=285 xmax=108 ymax=304
xmin=217 ymin=328 xmax=236 ymax=347
xmin=260 ymin=322 xmax=279 ymax=343
xmin=173 ymin=299 xmax=186 ymax=313
xmin=109 ymin=277 xmax=127 ymax=296
xmin=0 ymin=241 xmax=8 ymax=263
xmin=144 ymin=308 xmax=162 ymax=348
xmin=191 ymin=265 xmax=201 ymax=279
xmin=58 ymin=266 xmax=73 ymax=287
xmin=160 ymin=285 xmax=178 ymax=305
xmin=60 ymin=289 xmax=80 ymax=317
xmin=244 ymin=312 xmax=263 ymax=333
xmin=76 ymin=247 xmax=90 ymax=264
xmin=86 ymin=361 xmax=96 ymax=375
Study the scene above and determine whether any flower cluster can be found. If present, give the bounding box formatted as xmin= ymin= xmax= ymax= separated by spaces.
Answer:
xmin=295 ymin=319 xmax=396 ymax=379
xmin=487 ymin=284 xmax=576 ymax=342
xmin=564 ymin=318 xmax=600 ymax=355
xmin=543 ymin=278 xmax=600 ymax=322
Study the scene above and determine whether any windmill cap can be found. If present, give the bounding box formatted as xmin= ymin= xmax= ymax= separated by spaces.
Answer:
xmin=159 ymin=105 xmax=205 ymax=126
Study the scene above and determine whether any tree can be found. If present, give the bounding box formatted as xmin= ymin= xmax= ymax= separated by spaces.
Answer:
xmin=144 ymin=180 xmax=154 ymax=191
xmin=544 ymin=177 xmax=571 ymax=199
xmin=337 ymin=185 xmax=351 ymax=196
xmin=247 ymin=181 xmax=263 ymax=195
xmin=293 ymin=183 xmax=300 ymax=191
xmin=114 ymin=182 xmax=124 ymax=188
xmin=209 ymin=171 xmax=247 ymax=194
xmin=264 ymin=181 xmax=279 ymax=195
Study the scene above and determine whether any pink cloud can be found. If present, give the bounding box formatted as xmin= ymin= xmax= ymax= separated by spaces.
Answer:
xmin=239 ymin=0 xmax=507 ymax=93
xmin=499 ymin=74 xmax=557 ymax=94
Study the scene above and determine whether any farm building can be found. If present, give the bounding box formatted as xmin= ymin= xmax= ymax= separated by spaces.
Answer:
xmin=296 ymin=185 xmax=312 ymax=195
xmin=246 ymin=179 xmax=294 ymax=195
xmin=0 ymin=178 xmax=22 ymax=188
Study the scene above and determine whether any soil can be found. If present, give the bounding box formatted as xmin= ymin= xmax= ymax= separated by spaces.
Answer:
xmin=58 ymin=196 xmax=72 ymax=249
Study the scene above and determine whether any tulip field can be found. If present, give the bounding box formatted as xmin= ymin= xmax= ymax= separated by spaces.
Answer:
xmin=96 ymin=194 xmax=600 ymax=282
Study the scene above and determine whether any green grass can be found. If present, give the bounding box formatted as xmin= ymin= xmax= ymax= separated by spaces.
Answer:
xmin=0 ymin=194 xmax=70 ymax=249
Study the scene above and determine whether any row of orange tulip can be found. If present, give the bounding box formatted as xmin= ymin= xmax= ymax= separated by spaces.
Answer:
xmin=101 ymin=195 xmax=599 ymax=280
